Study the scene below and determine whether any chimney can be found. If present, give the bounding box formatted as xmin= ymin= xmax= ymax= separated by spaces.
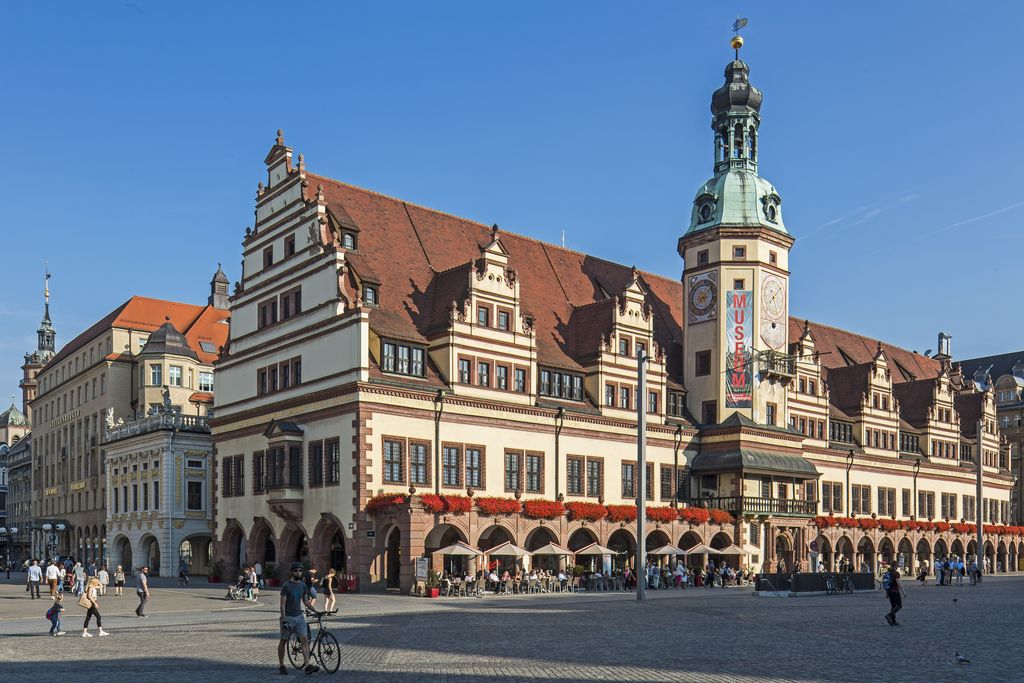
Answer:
xmin=934 ymin=332 xmax=952 ymax=361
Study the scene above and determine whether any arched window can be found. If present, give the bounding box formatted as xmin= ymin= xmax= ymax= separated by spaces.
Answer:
xmin=720 ymin=126 xmax=730 ymax=161
xmin=733 ymin=124 xmax=744 ymax=159
xmin=749 ymin=127 xmax=757 ymax=160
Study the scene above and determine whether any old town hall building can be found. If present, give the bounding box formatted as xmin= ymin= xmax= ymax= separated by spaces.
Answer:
xmin=211 ymin=45 xmax=1017 ymax=591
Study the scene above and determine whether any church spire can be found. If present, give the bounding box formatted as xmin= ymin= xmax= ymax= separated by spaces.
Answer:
xmin=710 ymin=35 xmax=763 ymax=176
xmin=37 ymin=267 xmax=56 ymax=356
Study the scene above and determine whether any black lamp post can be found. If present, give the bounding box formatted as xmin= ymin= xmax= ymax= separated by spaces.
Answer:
xmin=433 ymin=389 xmax=446 ymax=494
xmin=845 ymin=450 xmax=855 ymax=516
xmin=0 ymin=527 xmax=17 ymax=578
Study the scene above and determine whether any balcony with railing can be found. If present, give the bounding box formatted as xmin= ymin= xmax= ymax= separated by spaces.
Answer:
xmin=105 ymin=413 xmax=210 ymax=443
xmin=692 ymin=495 xmax=817 ymax=517
xmin=758 ymin=351 xmax=796 ymax=380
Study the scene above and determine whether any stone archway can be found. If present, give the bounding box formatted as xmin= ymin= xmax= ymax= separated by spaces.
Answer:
xmin=384 ymin=525 xmax=402 ymax=589
xmin=878 ymin=537 xmax=895 ymax=568
xmin=815 ymin=535 xmax=833 ymax=572
xmin=477 ymin=524 xmax=515 ymax=551
xmin=1010 ymin=541 xmax=1019 ymax=572
xmin=966 ymin=539 xmax=977 ymax=564
xmin=773 ymin=532 xmax=793 ymax=572
xmin=984 ymin=541 xmax=996 ymax=574
xmin=278 ymin=524 xmax=309 ymax=567
xmin=139 ymin=534 xmax=161 ymax=575
xmin=897 ymin=537 xmax=914 ymax=574
xmin=525 ymin=526 xmax=560 ymax=572
xmin=219 ymin=521 xmax=245 ymax=576
xmin=644 ymin=529 xmax=670 ymax=553
xmin=915 ymin=537 xmax=932 ymax=575
xmin=998 ymin=541 xmax=1008 ymax=573
xmin=179 ymin=535 xmax=212 ymax=575
xmin=934 ymin=538 xmax=949 ymax=564
xmin=567 ymin=528 xmax=598 ymax=552
xmin=856 ymin=536 xmax=875 ymax=573
xmin=310 ymin=515 xmax=347 ymax=574
xmin=608 ymin=528 xmax=636 ymax=571
xmin=249 ymin=518 xmax=277 ymax=566
xmin=836 ymin=535 xmax=855 ymax=572
xmin=112 ymin=535 xmax=132 ymax=573
xmin=950 ymin=538 xmax=965 ymax=560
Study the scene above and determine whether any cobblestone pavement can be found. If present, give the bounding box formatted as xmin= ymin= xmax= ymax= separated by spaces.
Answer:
xmin=1 ymin=574 xmax=1022 ymax=681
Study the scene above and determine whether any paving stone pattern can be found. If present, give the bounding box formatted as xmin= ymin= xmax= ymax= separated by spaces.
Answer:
xmin=0 ymin=575 xmax=1021 ymax=681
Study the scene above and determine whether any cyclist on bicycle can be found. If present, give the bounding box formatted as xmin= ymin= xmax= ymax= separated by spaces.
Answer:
xmin=278 ymin=562 xmax=319 ymax=676
xmin=178 ymin=558 xmax=190 ymax=586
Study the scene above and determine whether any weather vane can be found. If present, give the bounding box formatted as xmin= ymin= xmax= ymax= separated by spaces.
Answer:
xmin=730 ymin=17 xmax=748 ymax=59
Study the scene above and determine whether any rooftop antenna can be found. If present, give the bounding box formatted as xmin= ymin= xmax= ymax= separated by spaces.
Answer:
xmin=730 ymin=17 xmax=748 ymax=59
xmin=561 ymin=229 xmax=565 ymax=248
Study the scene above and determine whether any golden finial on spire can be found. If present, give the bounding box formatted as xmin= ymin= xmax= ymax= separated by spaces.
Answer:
xmin=44 ymin=263 xmax=50 ymax=303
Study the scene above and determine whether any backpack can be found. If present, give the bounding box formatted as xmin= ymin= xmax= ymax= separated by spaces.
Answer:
xmin=45 ymin=606 xmax=55 ymax=620
xmin=881 ymin=571 xmax=892 ymax=592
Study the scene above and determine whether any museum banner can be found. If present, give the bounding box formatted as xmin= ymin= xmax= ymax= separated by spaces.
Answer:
xmin=726 ymin=290 xmax=753 ymax=408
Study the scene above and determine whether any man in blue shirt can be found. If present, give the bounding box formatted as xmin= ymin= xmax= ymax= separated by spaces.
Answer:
xmin=278 ymin=562 xmax=319 ymax=675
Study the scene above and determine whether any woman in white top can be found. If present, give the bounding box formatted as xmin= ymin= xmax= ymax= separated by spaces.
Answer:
xmin=82 ymin=577 xmax=109 ymax=637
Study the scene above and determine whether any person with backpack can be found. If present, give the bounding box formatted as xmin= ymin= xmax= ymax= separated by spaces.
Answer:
xmin=883 ymin=563 xmax=906 ymax=626
xmin=46 ymin=594 xmax=65 ymax=636
xmin=81 ymin=576 xmax=108 ymax=637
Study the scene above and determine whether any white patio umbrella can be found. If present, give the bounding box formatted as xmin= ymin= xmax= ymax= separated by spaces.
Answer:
xmin=574 ymin=542 xmax=618 ymax=556
xmin=741 ymin=543 xmax=761 ymax=556
xmin=435 ymin=541 xmax=482 ymax=556
xmin=647 ymin=544 xmax=686 ymax=556
xmin=531 ymin=542 xmax=573 ymax=556
xmin=485 ymin=541 xmax=530 ymax=558
xmin=715 ymin=544 xmax=746 ymax=555
xmin=682 ymin=543 xmax=717 ymax=555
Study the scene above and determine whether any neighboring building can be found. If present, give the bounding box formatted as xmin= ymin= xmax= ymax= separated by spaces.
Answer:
xmin=29 ymin=273 xmax=229 ymax=564
xmin=960 ymin=350 xmax=1024 ymax=525
xmin=0 ymin=402 xmax=30 ymax=447
xmin=0 ymin=442 xmax=7 ymax=530
xmin=21 ymin=271 xmax=57 ymax=426
xmin=211 ymin=43 xmax=1016 ymax=592
xmin=6 ymin=434 xmax=32 ymax=564
xmin=104 ymin=318 xmax=225 ymax=576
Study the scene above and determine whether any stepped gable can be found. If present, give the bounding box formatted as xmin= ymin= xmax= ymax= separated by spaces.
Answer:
xmin=308 ymin=173 xmax=683 ymax=376
xmin=789 ymin=318 xmax=942 ymax=383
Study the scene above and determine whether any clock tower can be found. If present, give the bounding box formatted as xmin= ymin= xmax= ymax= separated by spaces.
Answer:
xmin=678 ymin=36 xmax=795 ymax=425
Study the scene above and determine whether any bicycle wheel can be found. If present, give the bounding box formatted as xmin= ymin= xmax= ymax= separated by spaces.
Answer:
xmin=286 ymin=631 xmax=305 ymax=669
xmin=317 ymin=631 xmax=341 ymax=674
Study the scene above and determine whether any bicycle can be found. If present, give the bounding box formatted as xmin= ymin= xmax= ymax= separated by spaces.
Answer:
xmin=840 ymin=574 xmax=855 ymax=594
xmin=287 ymin=609 xmax=340 ymax=674
xmin=824 ymin=573 xmax=837 ymax=595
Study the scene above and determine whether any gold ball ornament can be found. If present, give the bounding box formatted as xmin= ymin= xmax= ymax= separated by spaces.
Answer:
xmin=731 ymin=35 xmax=744 ymax=51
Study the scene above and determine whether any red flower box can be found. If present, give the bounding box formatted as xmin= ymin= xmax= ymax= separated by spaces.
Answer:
xmin=475 ymin=497 xmax=522 ymax=515
xmin=836 ymin=517 xmax=859 ymax=528
xmin=951 ymin=523 xmax=971 ymax=534
xmin=679 ymin=507 xmax=710 ymax=525
xmin=813 ymin=515 xmax=837 ymax=528
xmin=522 ymin=499 xmax=565 ymax=520
xmin=565 ymin=502 xmax=607 ymax=522
xmin=419 ymin=494 xmax=445 ymax=514
xmin=934 ymin=521 xmax=951 ymax=532
xmin=443 ymin=495 xmax=473 ymax=514
xmin=858 ymin=518 xmax=879 ymax=530
xmin=606 ymin=505 xmax=638 ymax=523
xmin=365 ymin=493 xmax=407 ymax=513
xmin=646 ymin=507 xmax=677 ymax=523
xmin=708 ymin=509 xmax=734 ymax=525
xmin=918 ymin=521 xmax=936 ymax=532
xmin=878 ymin=519 xmax=900 ymax=532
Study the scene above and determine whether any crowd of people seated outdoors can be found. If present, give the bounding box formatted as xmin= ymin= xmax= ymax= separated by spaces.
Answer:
xmin=434 ymin=559 xmax=754 ymax=596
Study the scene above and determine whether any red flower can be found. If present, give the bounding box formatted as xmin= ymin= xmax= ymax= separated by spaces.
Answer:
xmin=646 ymin=507 xmax=677 ymax=523
xmin=951 ymin=523 xmax=971 ymax=534
xmin=679 ymin=507 xmax=710 ymax=525
xmin=365 ymin=493 xmax=406 ymax=513
xmin=606 ymin=505 xmax=638 ymax=523
xmin=918 ymin=521 xmax=936 ymax=532
xmin=475 ymin=497 xmax=522 ymax=516
xmin=836 ymin=517 xmax=859 ymax=528
xmin=708 ymin=509 xmax=734 ymax=525
xmin=934 ymin=521 xmax=951 ymax=532
xmin=878 ymin=519 xmax=900 ymax=532
xmin=858 ymin=518 xmax=879 ymax=530
xmin=813 ymin=515 xmax=836 ymax=528
xmin=522 ymin=499 xmax=565 ymax=520
xmin=443 ymin=495 xmax=473 ymax=514
xmin=565 ymin=502 xmax=607 ymax=522
xmin=418 ymin=494 xmax=445 ymax=514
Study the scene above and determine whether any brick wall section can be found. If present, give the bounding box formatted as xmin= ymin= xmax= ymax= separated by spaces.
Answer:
xmin=351 ymin=408 xmax=377 ymax=590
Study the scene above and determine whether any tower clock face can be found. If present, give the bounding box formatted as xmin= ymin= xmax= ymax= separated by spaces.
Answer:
xmin=760 ymin=273 xmax=787 ymax=350
xmin=688 ymin=272 xmax=718 ymax=324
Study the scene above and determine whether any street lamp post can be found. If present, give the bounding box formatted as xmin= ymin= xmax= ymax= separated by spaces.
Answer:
xmin=40 ymin=523 xmax=66 ymax=562
xmin=0 ymin=527 xmax=18 ymax=579
xmin=845 ymin=450 xmax=855 ymax=516
xmin=636 ymin=348 xmax=649 ymax=602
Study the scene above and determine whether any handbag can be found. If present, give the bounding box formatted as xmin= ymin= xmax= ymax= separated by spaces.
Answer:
xmin=78 ymin=593 xmax=92 ymax=609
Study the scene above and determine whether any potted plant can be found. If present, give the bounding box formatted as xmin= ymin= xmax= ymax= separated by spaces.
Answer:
xmin=425 ymin=570 xmax=441 ymax=598
xmin=264 ymin=562 xmax=281 ymax=587
xmin=207 ymin=559 xmax=225 ymax=584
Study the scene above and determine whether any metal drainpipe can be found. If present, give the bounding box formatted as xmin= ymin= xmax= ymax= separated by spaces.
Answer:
xmin=554 ymin=408 xmax=565 ymax=501
xmin=672 ymin=423 xmax=682 ymax=507
xmin=433 ymin=390 xmax=445 ymax=495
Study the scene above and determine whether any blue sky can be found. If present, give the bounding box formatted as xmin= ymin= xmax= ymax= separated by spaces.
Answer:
xmin=2 ymin=2 xmax=1022 ymax=406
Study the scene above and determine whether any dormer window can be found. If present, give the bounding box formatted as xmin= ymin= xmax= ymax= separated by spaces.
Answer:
xmin=363 ymin=286 xmax=378 ymax=306
xmin=342 ymin=232 xmax=356 ymax=250
xmin=477 ymin=305 xmax=490 ymax=327
xmin=382 ymin=340 xmax=424 ymax=377
xmin=539 ymin=369 xmax=583 ymax=401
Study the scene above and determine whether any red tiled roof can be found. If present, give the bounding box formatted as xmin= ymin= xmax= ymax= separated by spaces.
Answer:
xmin=48 ymin=296 xmax=228 ymax=368
xmin=892 ymin=378 xmax=937 ymax=428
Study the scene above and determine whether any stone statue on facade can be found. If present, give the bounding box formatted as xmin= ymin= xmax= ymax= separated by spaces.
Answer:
xmin=105 ymin=406 xmax=115 ymax=429
xmin=162 ymin=385 xmax=172 ymax=413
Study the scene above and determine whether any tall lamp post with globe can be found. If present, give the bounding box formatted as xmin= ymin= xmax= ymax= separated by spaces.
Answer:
xmin=40 ymin=523 xmax=66 ymax=562
xmin=0 ymin=527 xmax=18 ymax=579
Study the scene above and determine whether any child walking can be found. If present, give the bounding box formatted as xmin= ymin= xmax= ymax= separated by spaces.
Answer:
xmin=46 ymin=594 xmax=65 ymax=636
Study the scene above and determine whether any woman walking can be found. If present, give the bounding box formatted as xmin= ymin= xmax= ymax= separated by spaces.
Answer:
xmin=81 ymin=577 xmax=108 ymax=637
xmin=113 ymin=565 xmax=125 ymax=597
xmin=98 ymin=566 xmax=109 ymax=596
xmin=323 ymin=568 xmax=337 ymax=613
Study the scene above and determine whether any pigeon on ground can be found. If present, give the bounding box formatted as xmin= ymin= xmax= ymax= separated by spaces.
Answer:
xmin=955 ymin=652 xmax=970 ymax=664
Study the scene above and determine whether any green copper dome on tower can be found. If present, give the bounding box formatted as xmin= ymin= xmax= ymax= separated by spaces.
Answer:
xmin=686 ymin=48 xmax=787 ymax=236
